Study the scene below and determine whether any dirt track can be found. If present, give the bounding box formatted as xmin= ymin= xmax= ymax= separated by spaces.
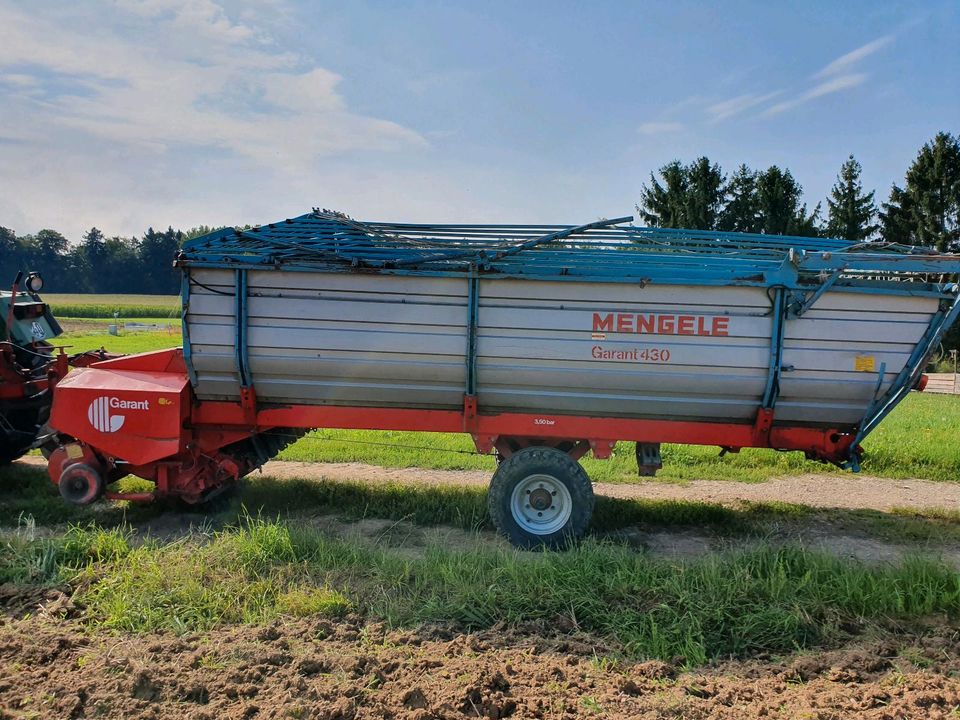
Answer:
xmin=18 ymin=455 xmax=960 ymax=513
xmin=252 ymin=460 xmax=960 ymax=513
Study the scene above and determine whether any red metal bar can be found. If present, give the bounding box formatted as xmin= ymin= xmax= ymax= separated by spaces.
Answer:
xmin=190 ymin=401 xmax=854 ymax=461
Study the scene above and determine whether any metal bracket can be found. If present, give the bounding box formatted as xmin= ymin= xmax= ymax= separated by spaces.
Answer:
xmin=240 ymin=386 xmax=257 ymax=426
xmin=788 ymin=268 xmax=845 ymax=318
xmin=463 ymin=394 xmax=478 ymax=434
xmin=761 ymin=288 xmax=787 ymax=410
xmin=752 ymin=407 xmax=775 ymax=446
xmin=636 ymin=442 xmax=662 ymax=476
xmin=234 ymin=269 xmax=256 ymax=424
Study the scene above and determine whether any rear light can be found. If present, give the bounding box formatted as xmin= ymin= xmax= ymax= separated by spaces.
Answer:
xmin=916 ymin=374 xmax=929 ymax=392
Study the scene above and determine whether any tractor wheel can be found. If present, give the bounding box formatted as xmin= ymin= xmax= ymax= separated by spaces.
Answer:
xmin=0 ymin=408 xmax=41 ymax=465
xmin=487 ymin=446 xmax=594 ymax=550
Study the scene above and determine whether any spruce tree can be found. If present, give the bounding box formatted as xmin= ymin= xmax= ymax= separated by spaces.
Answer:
xmin=881 ymin=132 xmax=960 ymax=249
xmin=719 ymin=165 xmax=761 ymax=233
xmin=826 ymin=155 xmax=879 ymax=241
xmin=637 ymin=157 xmax=725 ymax=230
xmin=637 ymin=160 xmax=688 ymax=228
xmin=755 ymin=166 xmax=821 ymax=237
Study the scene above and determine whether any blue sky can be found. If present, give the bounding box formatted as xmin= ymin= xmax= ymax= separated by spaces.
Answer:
xmin=0 ymin=0 xmax=957 ymax=240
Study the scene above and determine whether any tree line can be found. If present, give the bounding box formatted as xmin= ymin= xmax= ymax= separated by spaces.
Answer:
xmin=638 ymin=131 xmax=959 ymax=249
xmin=2 ymin=131 xmax=958 ymax=295
xmin=0 ymin=225 xmax=218 ymax=295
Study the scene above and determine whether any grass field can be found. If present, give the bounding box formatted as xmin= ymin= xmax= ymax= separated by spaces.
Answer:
xmin=60 ymin=328 xmax=182 ymax=355
xmin=4 ymin=456 xmax=960 ymax=664
xmin=4 ymin=515 xmax=957 ymax=665
xmin=44 ymin=293 xmax=179 ymax=319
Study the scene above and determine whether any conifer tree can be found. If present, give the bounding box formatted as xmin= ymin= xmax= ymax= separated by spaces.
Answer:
xmin=826 ymin=155 xmax=879 ymax=241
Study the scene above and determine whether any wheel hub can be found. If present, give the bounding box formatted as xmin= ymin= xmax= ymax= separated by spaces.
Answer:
xmin=509 ymin=473 xmax=573 ymax=536
xmin=529 ymin=488 xmax=551 ymax=510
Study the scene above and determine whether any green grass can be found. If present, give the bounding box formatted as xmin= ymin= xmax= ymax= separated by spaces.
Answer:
xmin=8 ymin=461 xmax=960 ymax=554
xmin=59 ymin=316 xmax=180 ymax=326
xmin=44 ymin=293 xmax=179 ymax=319
xmin=6 ymin=518 xmax=959 ymax=664
xmin=7 ymin=460 xmax=960 ymax=665
xmin=58 ymin=329 xmax=182 ymax=355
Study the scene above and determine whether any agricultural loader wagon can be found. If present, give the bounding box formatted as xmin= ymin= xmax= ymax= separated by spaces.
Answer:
xmin=42 ymin=211 xmax=960 ymax=547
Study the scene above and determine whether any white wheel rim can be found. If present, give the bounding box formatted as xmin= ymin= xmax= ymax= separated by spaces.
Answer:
xmin=509 ymin=473 xmax=572 ymax=535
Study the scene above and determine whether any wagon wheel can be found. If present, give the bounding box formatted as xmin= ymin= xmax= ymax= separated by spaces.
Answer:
xmin=487 ymin=446 xmax=594 ymax=550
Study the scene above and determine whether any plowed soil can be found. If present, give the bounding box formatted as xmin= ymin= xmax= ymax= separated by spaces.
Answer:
xmin=2 ymin=603 xmax=959 ymax=720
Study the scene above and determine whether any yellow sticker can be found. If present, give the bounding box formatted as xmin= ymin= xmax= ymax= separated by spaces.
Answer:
xmin=854 ymin=355 xmax=876 ymax=372
xmin=158 ymin=397 xmax=172 ymax=406
xmin=65 ymin=444 xmax=83 ymax=459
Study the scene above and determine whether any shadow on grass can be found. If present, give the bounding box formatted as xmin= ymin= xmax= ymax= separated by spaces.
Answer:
xmin=0 ymin=463 xmax=166 ymax=528
xmin=5 ymin=462 xmax=960 ymax=548
xmin=237 ymin=474 xmax=960 ymax=546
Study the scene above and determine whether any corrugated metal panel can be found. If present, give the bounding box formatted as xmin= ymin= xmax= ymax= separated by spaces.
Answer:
xmin=187 ymin=268 xmax=468 ymax=407
xmin=777 ymin=292 xmax=937 ymax=424
xmin=185 ymin=268 xmax=939 ymax=429
xmin=475 ymin=279 xmax=768 ymax=421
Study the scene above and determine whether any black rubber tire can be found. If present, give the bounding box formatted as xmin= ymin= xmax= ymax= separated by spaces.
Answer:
xmin=0 ymin=444 xmax=29 ymax=466
xmin=0 ymin=406 xmax=44 ymax=466
xmin=487 ymin=446 xmax=594 ymax=550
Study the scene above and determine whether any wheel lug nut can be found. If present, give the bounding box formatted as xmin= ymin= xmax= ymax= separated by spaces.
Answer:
xmin=537 ymin=512 xmax=543 ymax=517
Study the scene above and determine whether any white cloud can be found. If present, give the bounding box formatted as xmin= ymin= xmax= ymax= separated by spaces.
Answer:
xmin=704 ymin=35 xmax=893 ymax=122
xmin=707 ymin=91 xmax=781 ymax=121
xmin=763 ymin=73 xmax=867 ymax=116
xmin=114 ymin=0 xmax=256 ymax=42
xmin=637 ymin=121 xmax=683 ymax=136
xmin=814 ymin=35 xmax=893 ymax=79
xmin=0 ymin=0 xmax=427 ymax=237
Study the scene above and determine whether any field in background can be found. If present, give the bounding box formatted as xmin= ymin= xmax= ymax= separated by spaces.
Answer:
xmin=45 ymin=293 xmax=179 ymax=319
xmin=49 ymin=294 xmax=183 ymax=354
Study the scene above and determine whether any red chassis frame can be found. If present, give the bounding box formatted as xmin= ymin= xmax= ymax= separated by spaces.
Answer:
xmin=47 ymin=348 xmax=858 ymax=503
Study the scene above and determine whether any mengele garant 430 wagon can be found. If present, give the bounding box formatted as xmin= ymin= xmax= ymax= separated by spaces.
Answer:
xmin=42 ymin=211 xmax=960 ymax=547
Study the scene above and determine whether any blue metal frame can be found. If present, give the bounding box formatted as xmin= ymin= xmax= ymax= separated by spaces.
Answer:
xmin=176 ymin=212 xmax=960 ymax=300
xmin=180 ymin=273 xmax=198 ymax=387
xmin=848 ymin=291 xmax=960 ymax=464
xmin=233 ymin=269 xmax=252 ymax=389
xmin=465 ymin=265 xmax=480 ymax=398
xmin=761 ymin=288 xmax=786 ymax=409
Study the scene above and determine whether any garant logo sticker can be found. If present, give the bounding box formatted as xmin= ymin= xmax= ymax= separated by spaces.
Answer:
xmin=87 ymin=396 xmax=149 ymax=433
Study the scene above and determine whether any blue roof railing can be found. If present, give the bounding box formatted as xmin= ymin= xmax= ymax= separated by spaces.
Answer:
xmin=177 ymin=209 xmax=960 ymax=294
